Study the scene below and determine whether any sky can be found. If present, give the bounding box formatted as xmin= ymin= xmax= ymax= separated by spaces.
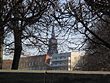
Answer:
xmin=3 ymin=0 xmax=85 ymax=60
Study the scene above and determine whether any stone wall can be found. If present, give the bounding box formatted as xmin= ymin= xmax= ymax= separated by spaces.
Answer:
xmin=0 ymin=70 xmax=110 ymax=83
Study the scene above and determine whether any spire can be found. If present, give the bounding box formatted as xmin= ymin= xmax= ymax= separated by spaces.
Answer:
xmin=47 ymin=26 xmax=58 ymax=56
xmin=51 ymin=26 xmax=55 ymax=38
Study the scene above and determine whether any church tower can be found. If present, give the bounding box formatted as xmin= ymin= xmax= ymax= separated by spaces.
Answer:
xmin=47 ymin=27 xmax=58 ymax=56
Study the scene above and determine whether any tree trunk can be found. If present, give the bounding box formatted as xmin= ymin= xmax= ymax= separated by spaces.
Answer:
xmin=0 ymin=28 xmax=4 ymax=69
xmin=11 ymin=28 xmax=22 ymax=70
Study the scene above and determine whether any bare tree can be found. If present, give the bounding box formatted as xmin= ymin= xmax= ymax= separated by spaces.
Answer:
xmin=21 ymin=0 xmax=84 ymax=55
xmin=79 ymin=16 xmax=110 ymax=71
xmin=65 ymin=0 xmax=110 ymax=49
xmin=84 ymin=0 xmax=110 ymax=17
xmin=64 ymin=0 xmax=110 ymax=71
xmin=0 ymin=0 xmax=12 ymax=69
xmin=10 ymin=0 xmax=55 ymax=69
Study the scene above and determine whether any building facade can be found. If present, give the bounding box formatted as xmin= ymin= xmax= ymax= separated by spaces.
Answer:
xmin=2 ymin=52 xmax=81 ymax=71
xmin=2 ymin=60 xmax=12 ymax=69
xmin=18 ymin=54 xmax=50 ymax=70
xmin=50 ymin=52 xmax=81 ymax=71
xmin=2 ymin=54 xmax=50 ymax=70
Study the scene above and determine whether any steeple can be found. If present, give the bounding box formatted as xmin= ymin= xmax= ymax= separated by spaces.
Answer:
xmin=51 ymin=26 xmax=55 ymax=38
xmin=47 ymin=27 xmax=58 ymax=56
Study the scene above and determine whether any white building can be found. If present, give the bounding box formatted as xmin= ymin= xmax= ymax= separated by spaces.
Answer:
xmin=50 ymin=51 xmax=81 ymax=71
